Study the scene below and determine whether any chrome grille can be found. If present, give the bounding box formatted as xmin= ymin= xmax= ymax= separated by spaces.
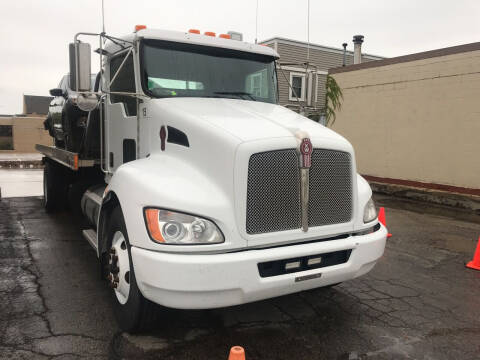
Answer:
xmin=246 ymin=150 xmax=301 ymax=234
xmin=246 ymin=149 xmax=352 ymax=235
xmin=308 ymin=149 xmax=353 ymax=227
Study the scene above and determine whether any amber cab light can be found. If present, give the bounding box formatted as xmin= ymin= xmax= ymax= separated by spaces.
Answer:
xmin=204 ymin=31 xmax=216 ymax=37
xmin=188 ymin=29 xmax=200 ymax=34
xmin=134 ymin=24 xmax=147 ymax=32
xmin=219 ymin=34 xmax=231 ymax=39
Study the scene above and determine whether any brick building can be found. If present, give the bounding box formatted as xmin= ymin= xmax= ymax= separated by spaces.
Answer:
xmin=0 ymin=95 xmax=53 ymax=152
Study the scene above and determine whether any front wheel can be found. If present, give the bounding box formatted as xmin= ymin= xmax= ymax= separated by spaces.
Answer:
xmin=106 ymin=207 xmax=158 ymax=333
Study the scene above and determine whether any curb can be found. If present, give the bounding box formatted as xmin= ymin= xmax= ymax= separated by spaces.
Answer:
xmin=370 ymin=181 xmax=480 ymax=214
xmin=0 ymin=161 xmax=43 ymax=169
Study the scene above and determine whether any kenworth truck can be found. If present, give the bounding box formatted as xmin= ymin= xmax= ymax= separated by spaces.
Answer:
xmin=37 ymin=26 xmax=387 ymax=332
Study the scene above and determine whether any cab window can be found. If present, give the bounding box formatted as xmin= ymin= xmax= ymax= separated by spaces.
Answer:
xmin=110 ymin=53 xmax=137 ymax=116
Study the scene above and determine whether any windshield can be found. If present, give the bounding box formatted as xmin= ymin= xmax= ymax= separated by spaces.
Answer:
xmin=141 ymin=40 xmax=278 ymax=104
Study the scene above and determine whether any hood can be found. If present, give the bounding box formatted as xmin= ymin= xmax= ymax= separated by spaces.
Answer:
xmin=150 ymin=97 xmax=349 ymax=144
xmin=134 ymin=97 xmax=357 ymax=251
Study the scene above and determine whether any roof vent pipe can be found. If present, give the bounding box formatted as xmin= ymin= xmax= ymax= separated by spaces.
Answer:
xmin=342 ymin=43 xmax=348 ymax=66
xmin=353 ymin=35 xmax=364 ymax=64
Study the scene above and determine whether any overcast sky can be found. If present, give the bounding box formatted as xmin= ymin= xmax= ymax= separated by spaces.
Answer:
xmin=1 ymin=0 xmax=479 ymax=114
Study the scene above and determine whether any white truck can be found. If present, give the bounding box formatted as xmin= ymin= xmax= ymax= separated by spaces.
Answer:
xmin=37 ymin=26 xmax=387 ymax=333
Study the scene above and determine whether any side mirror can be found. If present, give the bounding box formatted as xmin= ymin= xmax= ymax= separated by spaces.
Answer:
xmin=69 ymin=42 xmax=91 ymax=92
xmin=49 ymin=88 xmax=63 ymax=97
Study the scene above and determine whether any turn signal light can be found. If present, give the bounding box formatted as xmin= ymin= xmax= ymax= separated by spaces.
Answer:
xmin=135 ymin=24 xmax=147 ymax=32
xmin=188 ymin=29 xmax=200 ymax=34
xmin=144 ymin=209 xmax=165 ymax=243
xmin=219 ymin=34 xmax=231 ymax=39
xmin=204 ymin=31 xmax=216 ymax=37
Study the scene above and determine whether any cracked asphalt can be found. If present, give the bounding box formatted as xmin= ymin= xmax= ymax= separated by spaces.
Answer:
xmin=1 ymin=194 xmax=480 ymax=359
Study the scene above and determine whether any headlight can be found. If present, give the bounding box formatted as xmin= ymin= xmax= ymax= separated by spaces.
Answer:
xmin=144 ymin=208 xmax=224 ymax=245
xmin=363 ymin=198 xmax=377 ymax=223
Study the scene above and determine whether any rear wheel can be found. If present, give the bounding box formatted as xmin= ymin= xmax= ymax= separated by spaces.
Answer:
xmin=43 ymin=160 xmax=68 ymax=212
xmin=106 ymin=206 xmax=158 ymax=333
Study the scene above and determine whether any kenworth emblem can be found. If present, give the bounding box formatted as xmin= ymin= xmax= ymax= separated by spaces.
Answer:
xmin=300 ymin=138 xmax=312 ymax=168
xmin=298 ymin=138 xmax=312 ymax=232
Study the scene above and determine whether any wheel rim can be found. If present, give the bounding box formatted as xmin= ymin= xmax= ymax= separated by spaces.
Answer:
xmin=108 ymin=231 xmax=130 ymax=305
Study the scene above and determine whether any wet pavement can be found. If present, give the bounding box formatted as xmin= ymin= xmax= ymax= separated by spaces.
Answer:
xmin=0 ymin=169 xmax=43 ymax=198
xmin=0 ymin=195 xmax=480 ymax=359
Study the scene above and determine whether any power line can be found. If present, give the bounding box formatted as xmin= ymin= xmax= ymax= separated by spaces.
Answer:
xmin=255 ymin=0 xmax=259 ymax=44
xmin=307 ymin=0 xmax=310 ymax=61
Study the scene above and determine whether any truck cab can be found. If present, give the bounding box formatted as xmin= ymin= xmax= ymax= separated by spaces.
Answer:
xmin=38 ymin=27 xmax=387 ymax=333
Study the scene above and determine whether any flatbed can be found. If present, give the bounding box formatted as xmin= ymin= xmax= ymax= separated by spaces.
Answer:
xmin=35 ymin=144 xmax=96 ymax=170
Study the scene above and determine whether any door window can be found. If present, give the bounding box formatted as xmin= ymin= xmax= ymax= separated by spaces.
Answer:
xmin=110 ymin=53 xmax=137 ymax=116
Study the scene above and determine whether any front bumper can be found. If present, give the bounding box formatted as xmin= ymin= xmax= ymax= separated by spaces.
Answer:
xmin=131 ymin=224 xmax=387 ymax=309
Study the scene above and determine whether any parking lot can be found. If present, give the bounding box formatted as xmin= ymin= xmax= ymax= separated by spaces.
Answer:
xmin=1 ymin=194 xmax=480 ymax=359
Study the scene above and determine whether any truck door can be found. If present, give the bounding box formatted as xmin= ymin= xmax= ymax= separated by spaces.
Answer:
xmin=105 ymin=51 xmax=138 ymax=172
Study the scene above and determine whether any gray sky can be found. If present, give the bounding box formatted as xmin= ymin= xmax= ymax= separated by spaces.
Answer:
xmin=1 ymin=0 xmax=479 ymax=114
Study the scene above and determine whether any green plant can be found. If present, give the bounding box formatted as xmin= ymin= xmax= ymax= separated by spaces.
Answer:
xmin=324 ymin=74 xmax=343 ymax=126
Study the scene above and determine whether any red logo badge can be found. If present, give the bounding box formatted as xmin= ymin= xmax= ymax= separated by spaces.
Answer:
xmin=300 ymin=138 xmax=312 ymax=168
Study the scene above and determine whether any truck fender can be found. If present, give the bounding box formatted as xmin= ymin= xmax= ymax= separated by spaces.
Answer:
xmin=96 ymin=190 xmax=121 ymax=278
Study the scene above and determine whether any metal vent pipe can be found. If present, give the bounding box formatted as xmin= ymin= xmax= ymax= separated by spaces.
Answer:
xmin=353 ymin=35 xmax=364 ymax=64
xmin=342 ymin=43 xmax=348 ymax=66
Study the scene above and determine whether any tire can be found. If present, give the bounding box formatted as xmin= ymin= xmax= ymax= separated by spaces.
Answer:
xmin=106 ymin=206 xmax=158 ymax=333
xmin=54 ymin=138 xmax=65 ymax=149
xmin=43 ymin=160 xmax=68 ymax=212
xmin=44 ymin=116 xmax=54 ymax=137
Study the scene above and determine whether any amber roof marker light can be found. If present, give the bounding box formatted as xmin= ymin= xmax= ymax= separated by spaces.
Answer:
xmin=134 ymin=24 xmax=147 ymax=32
xmin=188 ymin=29 xmax=200 ymax=34
xmin=204 ymin=31 xmax=216 ymax=37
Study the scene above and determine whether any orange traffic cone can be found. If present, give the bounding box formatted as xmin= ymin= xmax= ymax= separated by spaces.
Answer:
xmin=466 ymin=237 xmax=480 ymax=271
xmin=378 ymin=207 xmax=392 ymax=238
xmin=228 ymin=346 xmax=245 ymax=360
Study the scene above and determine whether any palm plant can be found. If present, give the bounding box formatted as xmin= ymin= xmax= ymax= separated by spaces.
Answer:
xmin=324 ymin=74 xmax=343 ymax=126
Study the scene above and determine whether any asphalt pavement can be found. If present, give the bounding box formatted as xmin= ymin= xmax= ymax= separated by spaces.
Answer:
xmin=1 ymin=194 xmax=480 ymax=359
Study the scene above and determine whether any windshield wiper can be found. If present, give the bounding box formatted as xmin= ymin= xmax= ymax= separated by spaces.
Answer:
xmin=213 ymin=91 xmax=257 ymax=101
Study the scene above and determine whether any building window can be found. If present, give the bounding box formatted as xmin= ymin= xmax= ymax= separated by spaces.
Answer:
xmin=289 ymin=72 xmax=305 ymax=101
xmin=0 ymin=125 xmax=13 ymax=150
